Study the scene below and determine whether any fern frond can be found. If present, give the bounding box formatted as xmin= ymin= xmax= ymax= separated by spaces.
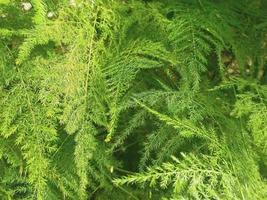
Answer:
xmin=32 ymin=0 xmax=47 ymax=25
xmin=114 ymin=154 xmax=238 ymax=199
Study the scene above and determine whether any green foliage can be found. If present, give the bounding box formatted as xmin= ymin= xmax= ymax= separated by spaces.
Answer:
xmin=114 ymin=154 xmax=239 ymax=199
xmin=0 ymin=0 xmax=267 ymax=199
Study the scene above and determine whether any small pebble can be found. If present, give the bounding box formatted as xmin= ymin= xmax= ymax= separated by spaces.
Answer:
xmin=47 ymin=11 xmax=55 ymax=19
xmin=21 ymin=2 xmax=32 ymax=11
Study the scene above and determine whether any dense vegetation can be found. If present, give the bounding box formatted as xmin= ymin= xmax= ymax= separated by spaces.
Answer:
xmin=1 ymin=0 xmax=267 ymax=199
